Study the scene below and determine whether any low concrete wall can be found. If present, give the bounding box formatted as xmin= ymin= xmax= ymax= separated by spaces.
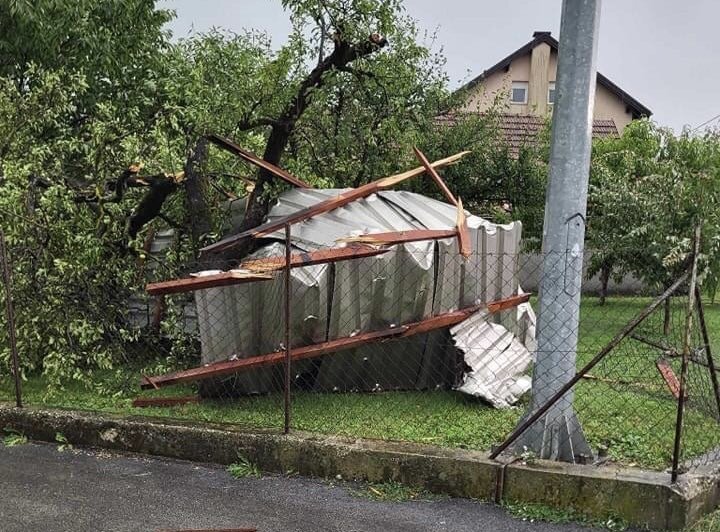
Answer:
xmin=502 ymin=459 xmax=720 ymax=530
xmin=518 ymin=251 xmax=645 ymax=295
xmin=1 ymin=404 xmax=717 ymax=530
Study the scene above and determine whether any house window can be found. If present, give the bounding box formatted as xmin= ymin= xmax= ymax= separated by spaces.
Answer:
xmin=548 ymin=82 xmax=556 ymax=104
xmin=510 ymin=81 xmax=528 ymax=104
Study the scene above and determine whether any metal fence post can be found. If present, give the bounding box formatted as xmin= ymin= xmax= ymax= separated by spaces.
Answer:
xmin=283 ymin=224 xmax=292 ymax=434
xmin=508 ymin=0 xmax=601 ymax=461
xmin=490 ymin=270 xmax=690 ymax=460
xmin=695 ymin=287 xmax=720 ymax=419
xmin=0 ymin=230 xmax=22 ymax=408
xmin=671 ymin=225 xmax=702 ymax=482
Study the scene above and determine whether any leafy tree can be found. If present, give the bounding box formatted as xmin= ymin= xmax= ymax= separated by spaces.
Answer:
xmin=0 ymin=0 xmax=481 ymax=387
xmin=588 ymin=120 xmax=720 ymax=307
xmin=410 ymin=110 xmax=549 ymax=245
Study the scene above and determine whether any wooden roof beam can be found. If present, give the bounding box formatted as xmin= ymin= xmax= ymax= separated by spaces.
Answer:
xmin=206 ymin=134 xmax=310 ymax=189
xmin=336 ymin=229 xmax=458 ymax=246
xmin=412 ymin=146 xmax=458 ymax=206
xmin=140 ymin=292 xmax=530 ymax=390
xmin=200 ymin=150 xmax=471 ymax=255
xmin=147 ymin=245 xmax=389 ymax=294
xmin=146 ymin=271 xmax=274 ymax=296
xmin=240 ymin=245 xmax=390 ymax=273
xmin=456 ymin=198 xmax=472 ymax=258
xmin=132 ymin=395 xmax=201 ymax=408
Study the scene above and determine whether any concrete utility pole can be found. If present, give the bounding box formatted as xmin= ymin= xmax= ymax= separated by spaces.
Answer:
xmin=510 ymin=0 xmax=601 ymax=461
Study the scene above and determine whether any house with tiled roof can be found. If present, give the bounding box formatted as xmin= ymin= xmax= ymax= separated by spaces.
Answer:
xmin=455 ymin=31 xmax=652 ymax=153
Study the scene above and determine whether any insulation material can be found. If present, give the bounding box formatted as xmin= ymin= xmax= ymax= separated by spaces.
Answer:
xmin=193 ymin=188 xmax=529 ymax=396
xmin=451 ymin=301 xmax=536 ymax=408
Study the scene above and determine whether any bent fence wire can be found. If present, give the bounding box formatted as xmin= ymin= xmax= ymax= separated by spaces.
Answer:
xmin=1 ymin=228 xmax=719 ymax=482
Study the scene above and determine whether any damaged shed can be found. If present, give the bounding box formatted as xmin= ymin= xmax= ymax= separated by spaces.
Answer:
xmin=142 ymin=145 xmax=536 ymax=408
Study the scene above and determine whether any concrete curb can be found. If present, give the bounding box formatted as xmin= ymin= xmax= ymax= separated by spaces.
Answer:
xmin=1 ymin=404 xmax=717 ymax=530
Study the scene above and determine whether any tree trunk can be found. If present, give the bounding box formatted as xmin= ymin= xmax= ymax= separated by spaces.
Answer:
xmin=242 ymin=125 xmax=294 ymax=231
xmin=184 ymin=137 xmax=211 ymax=257
xmin=239 ymin=34 xmax=388 ymax=240
xmin=598 ymin=262 xmax=611 ymax=305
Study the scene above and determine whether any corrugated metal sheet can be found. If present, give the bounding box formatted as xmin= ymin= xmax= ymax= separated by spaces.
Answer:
xmin=194 ymin=188 xmax=534 ymax=398
xmin=451 ymin=298 xmax=536 ymax=408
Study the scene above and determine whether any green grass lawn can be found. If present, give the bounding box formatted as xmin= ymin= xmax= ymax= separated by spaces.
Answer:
xmin=2 ymin=295 xmax=720 ymax=471
xmin=689 ymin=509 xmax=720 ymax=532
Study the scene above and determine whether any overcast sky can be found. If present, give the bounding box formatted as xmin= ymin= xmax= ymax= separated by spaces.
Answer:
xmin=161 ymin=0 xmax=719 ymax=133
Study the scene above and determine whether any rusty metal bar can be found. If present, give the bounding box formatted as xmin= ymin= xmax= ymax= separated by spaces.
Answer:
xmin=412 ymin=146 xmax=458 ymax=206
xmin=141 ymin=293 xmax=529 ymax=390
xmin=132 ymin=396 xmax=200 ymax=408
xmin=655 ymin=358 xmax=682 ymax=399
xmin=0 ymin=231 xmax=22 ymax=408
xmin=695 ymin=287 xmax=720 ymax=419
xmin=146 ymin=271 xmax=274 ymax=296
xmin=283 ymin=224 xmax=292 ymax=434
xmin=240 ymin=245 xmax=390 ymax=273
xmin=671 ymin=226 xmax=701 ymax=483
xmin=201 ymin=151 xmax=471 ymax=254
xmin=336 ymin=229 xmax=458 ymax=246
xmin=489 ymin=270 xmax=690 ymax=460
xmin=206 ymin=134 xmax=310 ymax=189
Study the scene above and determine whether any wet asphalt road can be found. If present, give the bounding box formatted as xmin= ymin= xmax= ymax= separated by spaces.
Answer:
xmin=0 ymin=442 xmax=599 ymax=532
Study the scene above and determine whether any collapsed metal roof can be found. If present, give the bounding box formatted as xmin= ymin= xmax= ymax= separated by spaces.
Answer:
xmin=139 ymin=143 xmax=535 ymax=408
xmin=189 ymin=188 xmax=535 ymax=405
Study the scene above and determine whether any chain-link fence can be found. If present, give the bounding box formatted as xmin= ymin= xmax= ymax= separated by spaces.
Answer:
xmin=1 ymin=226 xmax=718 ymax=483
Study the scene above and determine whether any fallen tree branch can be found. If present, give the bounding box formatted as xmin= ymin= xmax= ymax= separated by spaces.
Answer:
xmin=240 ymin=32 xmax=389 ymax=232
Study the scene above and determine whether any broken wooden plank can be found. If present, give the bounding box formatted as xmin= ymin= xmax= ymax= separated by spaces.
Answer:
xmin=240 ymin=245 xmax=390 ymax=272
xmin=141 ymin=327 xmax=408 ymax=389
xmin=336 ymin=229 xmax=458 ymax=246
xmin=200 ymin=151 xmax=471 ymax=255
xmin=456 ymin=198 xmax=472 ymax=258
xmin=656 ymin=358 xmax=682 ymax=399
xmin=487 ymin=293 xmax=530 ymax=313
xmin=132 ymin=396 xmax=201 ymax=408
xmin=413 ymin=146 xmax=458 ymax=206
xmin=206 ymin=134 xmax=310 ymax=189
xmin=140 ymin=292 xmax=529 ymax=390
xmin=146 ymin=271 xmax=274 ymax=296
